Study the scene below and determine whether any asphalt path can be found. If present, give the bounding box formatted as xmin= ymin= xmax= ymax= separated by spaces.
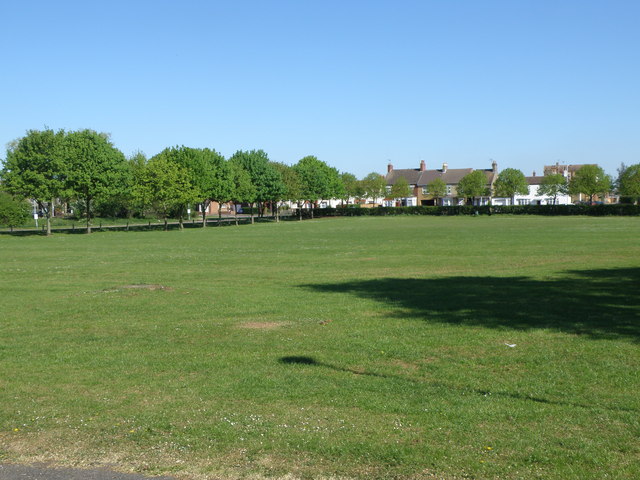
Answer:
xmin=0 ymin=464 xmax=177 ymax=480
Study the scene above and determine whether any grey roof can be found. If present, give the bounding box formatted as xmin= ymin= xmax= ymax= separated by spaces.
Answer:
xmin=386 ymin=167 xmax=494 ymax=186
xmin=385 ymin=169 xmax=422 ymax=185
xmin=526 ymin=176 xmax=544 ymax=185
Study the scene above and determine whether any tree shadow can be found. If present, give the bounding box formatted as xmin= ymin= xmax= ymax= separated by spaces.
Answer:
xmin=301 ymin=267 xmax=640 ymax=341
xmin=279 ymin=355 xmax=388 ymax=378
xmin=277 ymin=355 xmax=637 ymax=412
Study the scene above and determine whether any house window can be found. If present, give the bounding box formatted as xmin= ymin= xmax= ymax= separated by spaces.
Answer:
xmin=446 ymin=185 xmax=452 ymax=195
xmin=442 ymin=198 xmax=452 ymax=206
xmin=422 ymin=186 xmax=428 ymax=194
xmin=517 ymin=199 xmax=530 ymax=205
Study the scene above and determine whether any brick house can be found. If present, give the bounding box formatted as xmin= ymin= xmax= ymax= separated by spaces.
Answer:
xmin=385 ymin=160 xmax=498 ymax=206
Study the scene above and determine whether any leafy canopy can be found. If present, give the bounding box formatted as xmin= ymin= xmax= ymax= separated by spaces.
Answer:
xmin=0 ymin=191 xmax=31 ymax=228
xmin=362 ymin=172 xmax=386 ymax=203
xmin=293 ymin=155 xmax=342 ymax=203
xmin=617 ymin=163 xmax=640 ymax=203
xmin=229 ymin=150 xmax=285 ymax=202
xmin=135 ymin=156 xmax=199 ymax=226
xmin=389 ymin=177 xmax=412 ymax=199
xmin=456 ymin=170 xmax=489 ymax=200
xmin=426 ymin=177 xmax=447 ymax=199
xmin=537 ymin=173 xmax=568 ymax=204
xmin=569 ymin=165 xmax=612 ymax=202
xmin=494 ymin=168 xmax=529 ymax=200
xmin=1 ymin=128 xmax=67 ymax=217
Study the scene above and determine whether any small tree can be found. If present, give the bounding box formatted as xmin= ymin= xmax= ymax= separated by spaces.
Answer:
xmin=293 ymin=155 xmax=341 ymax=219
xmin=617 ymin=163 xmax=640 ymax=204
xmin=340 ymin=172 xmax=364 ymax=206
xmin=456 ymin=170 xmax=489 ymax=205
xmin=494 ymin=168 xmax=529 ymax=205
xmin=230 ymin=150 xmax=285 ymax=222
xmin=569 ymin=165 xmax=612 ymax=204
xmin=389 ymin=177 xmax=412 ymax=205
xmin=362 ymin=172 xmax=386 ymax=205
xmin=0 ymin=191 xmax=30 ymax=231
xmin=135 ymin=157 xmax=199 ymax=230
xmin=228 ymin=161 xmax=256 ymax=225
xmin=538 ymin=173 xmax=568 ymax=205
xmin=273 ymin=162 xmax=304 ymax=220
xmin=426 ymin=177 xmax=447 ymax=205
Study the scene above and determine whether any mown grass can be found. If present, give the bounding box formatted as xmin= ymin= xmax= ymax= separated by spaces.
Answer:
xmin=0 ymin=216 xmax=639 ymax=479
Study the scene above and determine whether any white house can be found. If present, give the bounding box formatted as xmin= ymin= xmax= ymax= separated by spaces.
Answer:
xmin=494 ymin=173 xmax=572 ymax=205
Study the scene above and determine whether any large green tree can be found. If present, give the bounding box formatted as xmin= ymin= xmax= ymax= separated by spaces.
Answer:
xmin=617 ymin=163 xmax=640 ymax=204
xmin=494 ymin=168 xmax=529 ymax=205
xmin=537 ymin=173 xmax=568 ymax=205
xmin=569 ymin=165 xmax=612 ymax=204
xmin=293 ymin=156 xmax=342 ymax=219
xmin=1 ymin=128 xmax=67 ymax=235
xmin=456 ymin=170 xmax=489 ymax=205
xmin=64 ymin=129 xmax=127 ymax=233
xmin=426 ymin=177 xmax=447 ymax=205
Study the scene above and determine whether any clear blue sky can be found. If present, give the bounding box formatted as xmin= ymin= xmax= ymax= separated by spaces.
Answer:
xmin=1 ymin=0 xmax=638 ymax=178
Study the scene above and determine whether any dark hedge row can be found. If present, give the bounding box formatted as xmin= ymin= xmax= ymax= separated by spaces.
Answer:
xmin=303 ymin=204 xmax=640 ymax=218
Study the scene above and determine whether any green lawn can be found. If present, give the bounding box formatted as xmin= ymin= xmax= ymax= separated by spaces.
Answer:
xmin=0 ymin=216 xmax=638 ymax=479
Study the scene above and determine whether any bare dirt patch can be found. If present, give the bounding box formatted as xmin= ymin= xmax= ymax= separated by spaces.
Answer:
xmin=102 ymin=284 xmax=173 ymax=293
xmin=391 ymin=359 xmax=419 ymax=371
xmin=238 ymin=322 xmax=288 ymax=330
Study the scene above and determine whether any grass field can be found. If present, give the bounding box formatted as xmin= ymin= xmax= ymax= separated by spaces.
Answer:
xmin=0 ymin=216 xmax=638 ymax=479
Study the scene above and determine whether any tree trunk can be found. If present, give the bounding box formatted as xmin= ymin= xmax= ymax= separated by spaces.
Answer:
xmin=86 ymin=197 xmax=92 ymax=234
xmin=250 ymin=203 xmax=255 ymax=224
xmin=179 ymin=216 xmax=184 ymax=230
xmin=164 ymin=218 xmax=168 ymax=231
xmin=310 ymin=200 xmax=314 ymax=219
xmin=298 ymin=202 xmax=302 ymax=221
xmin=218 ymin=202 xmax=222 ymax=225
xmin=234 ymin=203 xmax=239 ymax=226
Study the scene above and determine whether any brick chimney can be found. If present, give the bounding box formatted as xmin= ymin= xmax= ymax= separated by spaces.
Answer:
xmin=442 ymin=163 xmax=448 ymax=172
xmin=387 ymin=162 xmax=393 ymax=173
xmin=492 ymin=160 xmax=498 ymax=173
xmin=419 ymin=160 xmax=426 ymax=171
xmin=532 ymin=171 xmax=536 ymax=177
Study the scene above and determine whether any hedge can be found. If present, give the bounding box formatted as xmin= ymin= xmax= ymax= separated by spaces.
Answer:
xmin=300 ymin=204 xmax=640 ymax=218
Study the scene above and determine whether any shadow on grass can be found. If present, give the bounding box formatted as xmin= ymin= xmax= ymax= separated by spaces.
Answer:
xmin=279 ymin=355 xmax=387 ymax=378
xmin=301 ymin=267 xmax=640 ymax=341
xmin=277 ymin=356 xmax=636 ymax=412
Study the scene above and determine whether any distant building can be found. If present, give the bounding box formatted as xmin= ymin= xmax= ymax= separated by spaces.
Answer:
xmin=385 ymin=160 xmax=497 ymax=206
xmin=510 ymin=171 xmax=572 ymax=205
xmin=543 ymin=162 xmax=615 ymax=204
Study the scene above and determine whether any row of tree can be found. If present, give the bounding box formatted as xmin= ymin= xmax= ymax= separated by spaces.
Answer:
xmin=2 ymin=128 xmax=639 ymax=233
xmin=0 ymin=128 xmax=391 ymax=234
